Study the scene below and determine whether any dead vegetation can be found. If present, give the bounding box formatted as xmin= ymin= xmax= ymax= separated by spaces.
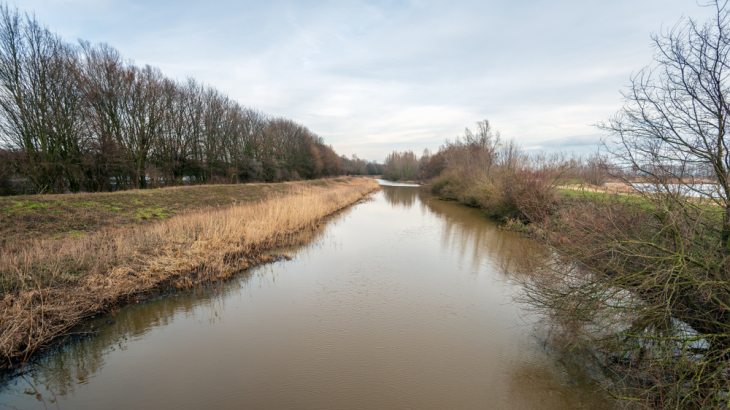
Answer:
xmin=0 ymin=177 xmax=379 ymax=370
xmin=516 ymin=2 xmax=730 ymax=407
xmin=0 ymin=178 xmax=348 ymax=248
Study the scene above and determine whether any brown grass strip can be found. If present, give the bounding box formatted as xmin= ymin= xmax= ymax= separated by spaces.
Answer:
xmin=0 ymin=177 xmax=379 ymax=370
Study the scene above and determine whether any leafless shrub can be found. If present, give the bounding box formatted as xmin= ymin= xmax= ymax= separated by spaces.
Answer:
xmin=580 ymin=153 xmax=609 ymax=186
xmin=426 ymin=123 xmax=568 ymax=224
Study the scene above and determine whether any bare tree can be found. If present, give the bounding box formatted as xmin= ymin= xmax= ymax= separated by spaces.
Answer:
xmin=599 ymin=0 xmax=730 ymax=250
xmin=0 ymin=7 xmax=85 ymax=193
xmin=79 ymin=41 xmax=134 ymax=189
xmin=442 ymin=119 xmax=501 ymax=180
xmin=519 ymin=2 xmax=730 ymax=407
xmin=0 ymin=3 xmax=350 ymax=194
xmin=383 ymin=151 xmax=419 ymax=180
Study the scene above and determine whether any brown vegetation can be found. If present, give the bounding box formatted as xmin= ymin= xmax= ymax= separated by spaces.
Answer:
xmin=385 ymin=120 xmax=612 ymax=225
xmin=0 ymin=179 xmax=348 ymax=248
xmin=423 ymin=120 xmax=570 ymax=224
xmin=519 ymin=2 xmax=730 ymax=406
xmin=0 ymin=177 xmax=379 ymax=370
xmin=521 ymin=188 xmax=727 ymax=409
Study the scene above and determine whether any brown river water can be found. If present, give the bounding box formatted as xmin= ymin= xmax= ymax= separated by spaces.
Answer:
xmin=0 ymin=181 xmax=608 ymax=409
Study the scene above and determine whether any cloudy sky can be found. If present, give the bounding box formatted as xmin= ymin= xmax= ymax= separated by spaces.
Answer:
xmin=13 ymin=0 xmax=718 ymax=160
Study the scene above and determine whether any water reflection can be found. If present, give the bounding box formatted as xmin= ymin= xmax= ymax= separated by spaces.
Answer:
xmin=382 ymin=186 xmax=541 ymax=274
xmin=2 ymin=282 xmax=247 ymax=400
xmin=0 ymin=185 xmax=607 ymax=410
xmin=381 ymin=185 xmax=420 ymax=209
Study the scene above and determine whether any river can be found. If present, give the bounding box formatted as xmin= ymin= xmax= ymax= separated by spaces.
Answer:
xmin=0 ymin=180 xmax=607 ymax=409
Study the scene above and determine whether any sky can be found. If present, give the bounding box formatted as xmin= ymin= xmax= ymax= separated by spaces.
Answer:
xmin=12 ymin=0 xmax=719 ymax=161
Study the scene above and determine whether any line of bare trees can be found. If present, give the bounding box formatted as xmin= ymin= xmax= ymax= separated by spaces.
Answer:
xmin=384 ymin=120 xmax=611 ymax=187
xmin=0 ymin=6 xmax=361 ymax=195
xmin=340 ymin=154 xmax=383 ymax=176
xmin=382 ymin=150 xmax=420 ymax=181
xmin=383 ymin=120 xmax=614 ymax=226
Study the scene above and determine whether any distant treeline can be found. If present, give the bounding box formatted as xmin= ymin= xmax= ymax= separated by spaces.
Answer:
xmin=382 ymin=120 xmax=616 ymax=221
xmin=382 ymin=151 xmax=420 ymax=181
xmin=383 ymin=120 xmax=623 ymax=188
xmin=0 ymin=6 xmax=381 ymax=195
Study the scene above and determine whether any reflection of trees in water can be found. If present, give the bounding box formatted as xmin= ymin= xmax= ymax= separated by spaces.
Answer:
xmin=383 ymin=185 xmax=542 ymax=274
xmin=430 ymin=198 xmax=549 ymax=279
xmin=2 ymin=276 xmax=255 ymax=403
xmin=0 ymin=205 xmax=359 ymax=403
xmin=381 ymin=186 xmax=420 ymax=208
xmin=502 ymin=353 xmax=609 ymax=409
xmin=428 ymin=198 xmax=524 ymax=273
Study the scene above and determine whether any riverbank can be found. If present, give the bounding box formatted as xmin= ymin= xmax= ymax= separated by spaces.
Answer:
xmin=0 ymin=177 xmax=379 ymax=370
xmin=428 ymin=170 xmax=730 ymax=407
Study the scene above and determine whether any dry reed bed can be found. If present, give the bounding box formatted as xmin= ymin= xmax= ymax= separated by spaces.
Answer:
xmin=0 ymin=178 xmax=379 ymax=370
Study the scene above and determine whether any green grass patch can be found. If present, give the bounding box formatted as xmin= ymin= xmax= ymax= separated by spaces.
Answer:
xmin=558 ymin=187 xmax=654 ymax=207
xmin=133 ymin=207 xmax=173 ymax=220
xmin=5 ymin=201 xmax=54 ymax=213
xmin=558 ymin=188 xmax=614 ymax=201
xmin=556 ymin=187 xmax=723 ymax=218
xmin=71 ymin=201 xmax=99 ymax=208
xmin=556 ymin=178 xmax=587 ymax=186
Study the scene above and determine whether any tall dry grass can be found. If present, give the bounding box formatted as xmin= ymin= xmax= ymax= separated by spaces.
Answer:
xmin=0 ymin=177 xmax=379 ymax=369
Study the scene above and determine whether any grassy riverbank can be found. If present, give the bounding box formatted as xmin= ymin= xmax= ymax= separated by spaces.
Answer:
xmin=0 ymin=177 xmax=379 ymax=370
xmin=0 ymin=178 xmax=353 ymax=249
